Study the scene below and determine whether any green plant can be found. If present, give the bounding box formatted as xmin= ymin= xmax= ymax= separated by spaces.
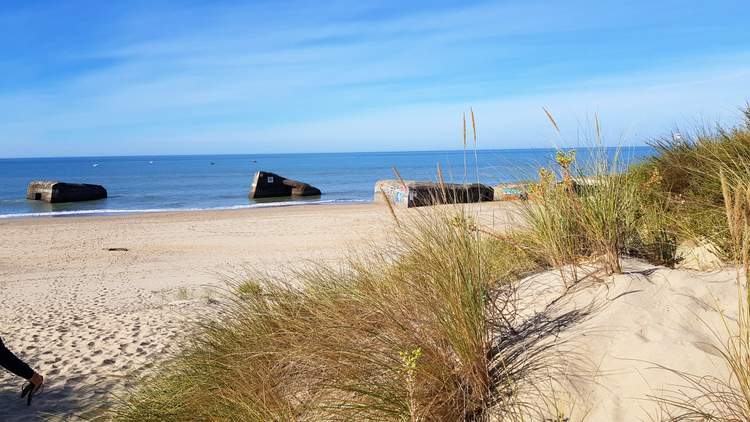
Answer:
xmin=399 ymin=348 xmax=423 ymax=422
xmin=175 ymin=287 xmax=190 ymax=301
xmin=236 ymin=280 xmax=263 ymax=297
xmin=555 ymin=150 xmax=576 ymax=190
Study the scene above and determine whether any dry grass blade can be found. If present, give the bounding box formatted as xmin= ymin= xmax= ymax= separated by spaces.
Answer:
xmin=471 ymin=108 xmax=477 ymax=146
xmin=543 ymin=107 xmax=561 ymax=134
xmin=594 ymin=113 xmax=601 ymax=145
xmin=380 ymin=187 xmax=400 ymax=227
xmin=463 ymin=112 xmax=469 ymax=182
xmin=392 ymin=165 xmax=407 ymax=190
xmin=463 ymin=112 xmax=467 ymax=147
xmin=437 ymin=162 xmax=448 ymax=203
xmin=722 ymin=172 xmax=734 ymax=240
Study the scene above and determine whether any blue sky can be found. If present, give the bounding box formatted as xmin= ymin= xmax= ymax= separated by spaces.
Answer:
xmin=1 ymin=0 xmax=749 ymax=158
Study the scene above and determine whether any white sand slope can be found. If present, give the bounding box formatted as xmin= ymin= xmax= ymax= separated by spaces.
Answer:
xmin=511 ymin=259 xmax=740 ymax=421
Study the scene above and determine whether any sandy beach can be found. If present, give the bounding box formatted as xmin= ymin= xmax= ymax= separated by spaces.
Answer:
xmin=0 ymin=202 xmax=515 ymax=420
xmin=0 ymin=199 xmax=745 ymax=420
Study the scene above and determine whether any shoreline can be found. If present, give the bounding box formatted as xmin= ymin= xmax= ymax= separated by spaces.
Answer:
xmin=0 ymin=198 xmax=372 ymax=221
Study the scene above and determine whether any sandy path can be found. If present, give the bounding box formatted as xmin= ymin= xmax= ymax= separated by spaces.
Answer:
xmin=0 ymin=202 xmax=514 ymax=420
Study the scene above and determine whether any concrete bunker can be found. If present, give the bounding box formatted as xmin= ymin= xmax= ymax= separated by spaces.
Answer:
xmin=249 ymin=171 xmax=321 ymax=199
xmin=374 ymin=180 xmax=494 ymax=208
xmin=27 ymin=181 xmax=108 ymax=203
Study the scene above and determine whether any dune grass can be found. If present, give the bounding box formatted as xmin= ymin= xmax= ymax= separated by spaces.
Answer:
xmin=110 ymin=210 xmax=552 ymax=421
xmin=516 ymin=117 xmax=670 ymax=283
xmin=517 ymin=106 xmax=750 ymax=281
xmin=628 ymin=106 xmax=750 ymax=258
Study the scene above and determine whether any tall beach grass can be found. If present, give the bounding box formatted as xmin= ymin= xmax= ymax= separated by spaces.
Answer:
xmin=630 ymin=106 xmax=750 ymax=258
xmin=516 ymin=113 xmax=670 ymax=284
xmin=110 ymin=208 xmax=557 ymax=421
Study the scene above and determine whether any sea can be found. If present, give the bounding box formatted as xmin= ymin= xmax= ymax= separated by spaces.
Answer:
xmin=0 ymin=147 xmax=654 ymax=218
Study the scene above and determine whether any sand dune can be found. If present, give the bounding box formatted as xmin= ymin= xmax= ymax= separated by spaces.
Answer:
xmin=513 ymin=259 xmax=739 ymax=420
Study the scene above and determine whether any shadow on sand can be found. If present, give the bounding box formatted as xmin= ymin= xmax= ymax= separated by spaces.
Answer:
xmin=0 ymin=380 xmax=115 ymax=422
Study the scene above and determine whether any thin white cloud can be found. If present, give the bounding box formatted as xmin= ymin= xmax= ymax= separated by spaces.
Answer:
xmin=0 ymin=0 xmax=748 ymax=157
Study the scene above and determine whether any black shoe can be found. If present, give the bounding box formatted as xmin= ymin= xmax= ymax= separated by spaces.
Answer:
xmin=20 ymin=382 xmax=42 ymax=406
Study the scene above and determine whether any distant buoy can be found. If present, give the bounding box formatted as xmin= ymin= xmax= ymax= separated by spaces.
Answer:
xmin=149 ymin=161 xmax=154 ymax=164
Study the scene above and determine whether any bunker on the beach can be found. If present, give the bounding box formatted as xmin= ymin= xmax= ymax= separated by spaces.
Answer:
xmin=250 ymin=171 xmax=321 ymax=199
xmin=374 ymin=180 xmax=494 ymax=208
xmin=26 ymin=181 xmax=108 ymax=203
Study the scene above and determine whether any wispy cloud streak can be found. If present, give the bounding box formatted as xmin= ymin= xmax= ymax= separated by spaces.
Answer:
xmin=0 ymin=0 xmax=749 ymax=157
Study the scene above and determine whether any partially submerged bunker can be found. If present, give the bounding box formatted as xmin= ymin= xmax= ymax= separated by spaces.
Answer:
xmin=27 ymin=181 xmax=107 ymax=203
xmin=374 ymin=180 xmax=494 ymax=208
xmin=250 ymin=171 xmax=321 ymax=199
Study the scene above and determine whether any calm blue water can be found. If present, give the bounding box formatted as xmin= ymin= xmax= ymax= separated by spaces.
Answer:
xmin=0 ymin=148 xmax=654 ymax=218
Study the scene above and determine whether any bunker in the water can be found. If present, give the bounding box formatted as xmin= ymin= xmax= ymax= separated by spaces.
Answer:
xmin=26 ymin=181 xmax=108 ymax=203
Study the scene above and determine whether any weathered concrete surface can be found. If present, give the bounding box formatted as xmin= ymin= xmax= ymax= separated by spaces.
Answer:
xmin=374 ymin=179 xmax=493 ymax=208
xmin=249 ymin=171 xmax=321 ymax=199
xmin=27 ymin=181 xmax=107 ymax=203
xmin=493 ymin=183 xmax=529 ymax=201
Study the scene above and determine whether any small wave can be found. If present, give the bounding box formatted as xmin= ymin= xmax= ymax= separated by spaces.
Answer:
xmin=0 ymin=199 xmax=370 ymax=219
